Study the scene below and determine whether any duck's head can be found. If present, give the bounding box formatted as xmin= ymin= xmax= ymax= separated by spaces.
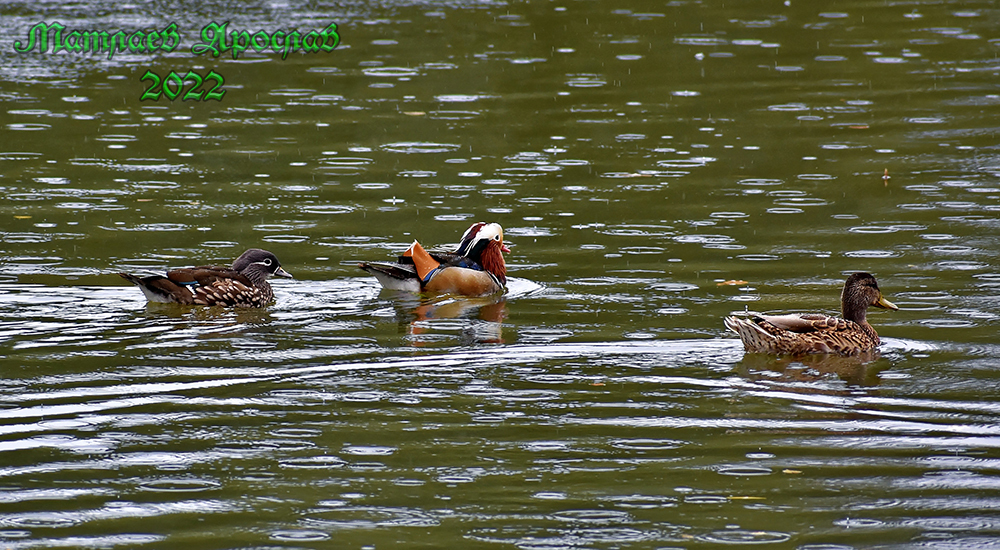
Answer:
xmin=456 ymin=222 xmax=510 ymax=257
xmin=456 ymin=222 xmax=511 ymax=257
xmin=841 ymin=272 xmax=897 ymax=322
xmin=232 ymin=248 xmax=293 ymax=282
xmin=456 ymin=222 xmax=508 ymax=283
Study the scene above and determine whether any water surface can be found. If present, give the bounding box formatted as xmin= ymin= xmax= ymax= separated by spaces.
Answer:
xmin=2 ymin=0 xmax=1000 ymax=547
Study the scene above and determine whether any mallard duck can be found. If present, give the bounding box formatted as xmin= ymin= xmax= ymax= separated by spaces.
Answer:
xmin=358 ymin=222 xmax=509 ymax=297
xmin=724 ymin=272 xmax=898 ymax=355
xmin=119 ymin=248 xmax=292 ymax=307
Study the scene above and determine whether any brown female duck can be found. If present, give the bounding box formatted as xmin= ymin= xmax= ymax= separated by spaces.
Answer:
xmin=724 ymin=272 xmax=898 ymax=355
xmin=120 ymin=248 xmax=292 ymax=307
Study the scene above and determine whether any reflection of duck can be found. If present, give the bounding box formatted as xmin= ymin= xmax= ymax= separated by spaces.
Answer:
xmin=410 ymin=295 xmax=508 ymax=344
xmin=141 ymin=301 xmax=273 ymax=325
xmin=119 ymin=248 xmax=292 ymax=307
xmin=725 ymin=272 xmax=898 ymax=355
xmin=359 ymin=222 xmax=510 ymax=297
xmin=372 ymin=290 xmax=507 ymax=345
xmin=736 ymin=351 xmax=889 ymax=388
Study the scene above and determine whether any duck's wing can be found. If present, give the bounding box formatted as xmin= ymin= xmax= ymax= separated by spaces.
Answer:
xmin=165 ymin=266 xmax=254 ymax=288
xmin=754 ymin=313 xmax=850 ymax=333
xmin=396 ymin=251 xmax=483 ymax=270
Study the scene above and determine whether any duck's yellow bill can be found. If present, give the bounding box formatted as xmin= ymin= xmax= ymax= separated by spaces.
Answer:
xmin=876 ymin=295 xmax=898 ymax=310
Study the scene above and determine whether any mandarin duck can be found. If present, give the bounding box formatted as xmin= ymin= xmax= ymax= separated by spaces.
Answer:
xmin=724 ymin=272 xmax=898 ymax=355
xmin=358 ymin=222 xmax=509 ymax=297
xmin=119 ymin=248 xmax=292 ymax=307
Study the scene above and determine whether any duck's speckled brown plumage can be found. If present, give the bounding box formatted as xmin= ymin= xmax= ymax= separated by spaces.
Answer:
xmin=120 ymin=248 xmax=292 ymax=307
xmin=725 ymin=272 xmax=898 ymax=355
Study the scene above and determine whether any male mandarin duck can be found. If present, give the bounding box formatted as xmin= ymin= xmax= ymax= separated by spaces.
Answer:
xmin=358 ymin=222 xmax=509 ymax=297
xmin=119 ymin=248 xmax=292 ymax=307
xmin=724 ymin=272 xmax=898 ymax=355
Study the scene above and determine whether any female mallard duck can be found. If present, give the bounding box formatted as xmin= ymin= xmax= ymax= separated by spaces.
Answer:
xmin=724 ymin=272 xmax=898 ymax=355
xmin=119 ymin=248 xmax=292 ymax=307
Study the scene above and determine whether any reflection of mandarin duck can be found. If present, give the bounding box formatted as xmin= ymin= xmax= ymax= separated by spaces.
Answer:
xmin=725 ymin=272 xmax=898 ymax=355
xmin=359 ymin=222 xmax=510 ymax=297
xmin=409 ymin=297 xmax=508 ymax=345
xmin=119 ymin=248 xmax=292 ymax=307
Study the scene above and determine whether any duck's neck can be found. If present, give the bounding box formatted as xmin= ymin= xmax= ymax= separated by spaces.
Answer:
xmin=242 ymin=266 xmax=270 ymax=287
xmin=841 ymin=286 xmax=871 ymax=324
xmin=842 ymin=305 xmax=866 ymax=324
xmin=843 ymin=305 xmax=879 ymax=344
xmin=479 ymin=243 xmax=507 ymax=285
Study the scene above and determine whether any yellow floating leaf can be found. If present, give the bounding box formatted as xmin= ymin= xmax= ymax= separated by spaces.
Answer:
xmin=14 ymin=215 xmax=31 ymax=219
xmin=717 ymin=280 xmax=749 ymax=286
xmin=137 ymin=198 xmax=154 ymax=202
xmin=783 ymin=469 xmax=802 ymax=475
xmin=591 ymin=382 xmax=606 ymax=386
xmin=728 ymin=495 xmax=766 ymax=500
xmin=403 ymin=111 xmax=426 ymax=116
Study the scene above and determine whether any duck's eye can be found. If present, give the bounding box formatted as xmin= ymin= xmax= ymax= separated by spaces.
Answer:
xmin=263 ymin=258 xmax=272 ymax=266
xmin=493 ymin=234 xmax=501 ymax=241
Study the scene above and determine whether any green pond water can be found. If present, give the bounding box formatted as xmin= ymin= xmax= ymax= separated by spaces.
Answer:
xmin=2 ymin=0 xmax=1000 ymax=548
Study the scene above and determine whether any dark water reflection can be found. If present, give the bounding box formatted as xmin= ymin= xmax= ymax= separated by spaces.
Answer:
xmin=3 ymin=0 xmax=1000 ymax=547
xmin=735 ymin=350 xmax=892 ymax=389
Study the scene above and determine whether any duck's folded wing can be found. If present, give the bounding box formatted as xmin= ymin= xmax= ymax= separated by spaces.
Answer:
xmin=397 ymin=251 xmax=483 ymax=270
xmin=754 ymin=313 xmax=849 ymax=333
xmin=166 ymin=266 xmax=249 ymax=287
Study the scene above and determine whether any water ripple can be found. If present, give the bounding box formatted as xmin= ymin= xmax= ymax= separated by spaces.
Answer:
xmin=382 ymin=142 xmax=460 ymax=154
